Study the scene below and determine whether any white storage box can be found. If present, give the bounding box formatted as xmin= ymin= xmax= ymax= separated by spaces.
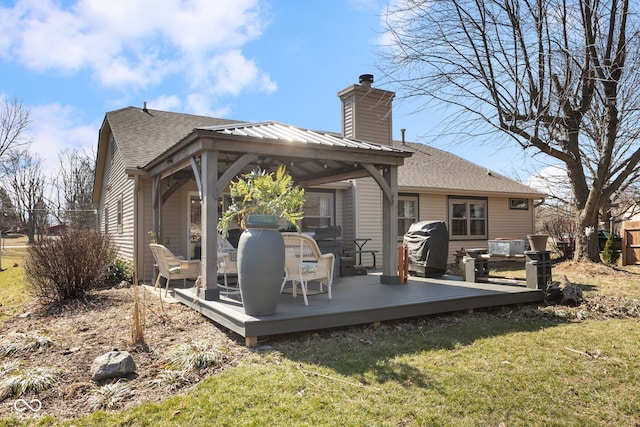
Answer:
xmin=488 ymin=239 xmax=525 ymax=256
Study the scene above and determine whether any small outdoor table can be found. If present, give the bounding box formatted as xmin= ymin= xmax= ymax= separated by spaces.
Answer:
xmin=340 ymin=238 xmax=377 ymax=269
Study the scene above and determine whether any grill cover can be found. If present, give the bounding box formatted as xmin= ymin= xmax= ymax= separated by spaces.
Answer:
xmin=403 ymin=220 xmax=449 ymax=277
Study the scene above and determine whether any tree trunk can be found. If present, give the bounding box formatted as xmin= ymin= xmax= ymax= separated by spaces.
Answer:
xmin=573 ymin=210 xmax=601 ymax=262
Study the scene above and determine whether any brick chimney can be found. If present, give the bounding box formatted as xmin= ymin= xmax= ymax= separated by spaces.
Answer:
xmin=338 ymin=74 xmax=395 ymax=146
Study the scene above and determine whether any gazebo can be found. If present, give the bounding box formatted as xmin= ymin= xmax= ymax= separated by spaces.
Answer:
xmin=142 ymin=120 xmax=413 ymax=300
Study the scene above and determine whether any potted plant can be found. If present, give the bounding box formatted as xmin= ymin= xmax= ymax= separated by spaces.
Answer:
xmin=218 ymin=165 xmax=305 ymax=316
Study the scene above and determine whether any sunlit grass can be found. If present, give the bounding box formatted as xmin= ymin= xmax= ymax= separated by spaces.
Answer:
xmin=147 ymin=369 xmax=196 ymax=392
xmin=0 ymin=238 xmax=30 ymax=322
xmin=60 ymin=313 xmax=640 ymax=427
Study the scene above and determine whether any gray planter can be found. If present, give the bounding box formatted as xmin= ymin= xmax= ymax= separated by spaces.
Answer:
xmin=237 ymin=215 xmax=285 ymax=316
xmin=527 ymin=234 xmax=549 ymax=252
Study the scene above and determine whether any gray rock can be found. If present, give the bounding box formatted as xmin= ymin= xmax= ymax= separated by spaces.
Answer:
xmin=91 ymin=350 xmax=136 ymax=382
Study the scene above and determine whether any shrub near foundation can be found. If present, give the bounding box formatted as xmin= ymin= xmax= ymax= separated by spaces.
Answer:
xmin=24 ymin=230 xmax=117 ymax=302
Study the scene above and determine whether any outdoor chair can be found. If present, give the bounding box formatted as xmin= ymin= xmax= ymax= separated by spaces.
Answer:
xmin=149 ymin=244 xmax=200 ymax=297
xmin=281 ymin=232 xmax=334 ymax=305
xmin=217 ymin=236 xmax=241 ymax=298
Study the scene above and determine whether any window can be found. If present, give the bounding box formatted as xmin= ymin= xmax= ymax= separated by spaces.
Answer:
xmin=398 ymin=195 xmax=418 ymax=238
xmin=510 ymin=198 xmax=529 ymax=210
xmin=117 ymin=195 xmax=123 ymax=234
xmin=449 ymin=198 xmax=487 ymax=239
xmin=109 ymin=135 xmax=116 ymax=163
xmin=301 ymin=191 xmax=334 ymax=231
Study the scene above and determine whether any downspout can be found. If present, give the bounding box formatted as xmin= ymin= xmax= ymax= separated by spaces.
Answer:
xmin=133 ymin=175 xmax=139 ymax=285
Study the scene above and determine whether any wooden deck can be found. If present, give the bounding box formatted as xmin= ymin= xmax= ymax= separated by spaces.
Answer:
xmin=173 ymin=273 xmax=543 ymax=346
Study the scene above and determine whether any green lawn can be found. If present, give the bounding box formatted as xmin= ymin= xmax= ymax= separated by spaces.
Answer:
xmin=0 ymin=236 xmax=30 ymax=322
xmin=2 ymin=249 xmax=640 ymax=426
xmin=51 ymin=315 xmax=640 ymax=427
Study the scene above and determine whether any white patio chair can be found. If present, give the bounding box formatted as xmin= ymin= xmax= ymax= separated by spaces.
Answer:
xmin=217 ymin=236 xmax=240 ymax=298
xmin=149 ymin=244 xmax=200 ymax=297
xmin=281 ymin=232 xmax=334 ymax=305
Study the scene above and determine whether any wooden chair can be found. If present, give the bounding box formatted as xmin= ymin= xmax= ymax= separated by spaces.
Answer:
xmin=281 ymin=233 xmax=334 ymax=305
xmin=149 ymin=244 xmax=200 ymax=297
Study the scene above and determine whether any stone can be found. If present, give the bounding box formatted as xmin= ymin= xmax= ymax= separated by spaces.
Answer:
xmin=91 ymin=350 xmax=136 ymax=382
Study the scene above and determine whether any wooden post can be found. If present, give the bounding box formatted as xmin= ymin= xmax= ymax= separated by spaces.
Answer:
xmin=398 ymin=245 xmax=408 ymax=283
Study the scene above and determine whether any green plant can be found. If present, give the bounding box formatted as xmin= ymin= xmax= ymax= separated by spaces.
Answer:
xmin=103 ymin=257 xmax=133 ymax=287
xmin=218 ymin=165 xmax=305 ymax=237
xmin=0 ymin=365 xmax=59 ymax=401
xmin=87 ymin=380 xmax=134 ymax=410
xmin=602 ymin=232 xmax=620 ymax=265
xmin=0 ymin=331 xmax=53 ymax=358
xmin=163 ymin=341 xmax=228 ymax=371
xmin=147 ymin=369 xmax=195 ymax=392
xmin=24 ymin=230 xmax=116 ymax=302
xmin=148 ymin=230 xmax=169 ymax=245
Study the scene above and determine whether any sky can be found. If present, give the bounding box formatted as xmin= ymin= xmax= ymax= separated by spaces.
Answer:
xmin=0 ymin=0 xmax=549 ymax=183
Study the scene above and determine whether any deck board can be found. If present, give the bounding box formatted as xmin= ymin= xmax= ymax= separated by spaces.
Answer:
xmin=173 ymin=272 xmax=544 ymax=343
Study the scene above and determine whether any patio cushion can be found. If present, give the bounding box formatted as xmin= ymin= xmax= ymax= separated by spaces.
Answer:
xmin=302 ymin=261 xmax=318 ymax=274
xmin=169 ymin=265 xmax=182 ymax=274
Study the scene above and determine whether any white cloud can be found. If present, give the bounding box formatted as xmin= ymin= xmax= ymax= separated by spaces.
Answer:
xmin=528 ymin=165 xmax=572 ymax=201
xmin=26 ymin=103 xmax=97 ymax=175
xmin=0 ymin=0 xmax=277 ymax=98
xmin=147 ymin=95 xmax=182 ymax=113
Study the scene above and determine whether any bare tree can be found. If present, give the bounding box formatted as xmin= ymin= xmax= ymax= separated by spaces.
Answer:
xmin=1 ymin=149 xmax=48 ymax=242
xmin=0 ymin=96 xmax=31 ymax=161
xmin=51 ymin=148 xmax=96 ymax=230
xmin=0 ymin=187 xmax=21 ymax=233
xmin=381 ymin=0 xmax=640 ymax=262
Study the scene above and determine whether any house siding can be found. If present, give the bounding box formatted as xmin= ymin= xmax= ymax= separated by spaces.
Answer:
xmin=341 ymin=184 xmax=356 ymax=242
xmin=353 ymin=177 xmax=383 ymax=256
xmin=98 ymin=135 xmax=135 ymax=262
xmin=412 ymin=193 xmax=536 ymax=263
xmin=487 ymin=196 xmax=535 ymax=241
xmin=418 ymin=193 xmax=447 ymax=224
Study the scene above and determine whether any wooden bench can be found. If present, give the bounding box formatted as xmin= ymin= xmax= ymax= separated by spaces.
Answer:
xmin=343 ymin=250 xmax=378 ymax=269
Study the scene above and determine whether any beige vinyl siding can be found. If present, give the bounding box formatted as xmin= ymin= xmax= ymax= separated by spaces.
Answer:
xmin=353 ymin=177 xmax=382 ymax=255
xmin=487 ymin=196 xmax=535 ymax=240
xmin=160 ymin=190 xmax=187 ymax=258
xmin=352 ymin=106 xmax=392 ymax=146
xmin=342 ymin=97 xmax=354 ymax=139
xmin=100 ymin=135 xmax=135 ymax=261
xmin=341 ymin=183 xmax=356 ymax=242
xmin=418 ymin=193 xmax=447 ymax=223
xmin=340 ymin=86 xmax=394 ymax=146
xmin=410 ymin=194 xmax=536 ymax=265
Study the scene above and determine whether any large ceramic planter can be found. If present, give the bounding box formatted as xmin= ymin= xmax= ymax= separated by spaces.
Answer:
xmin=527 ymin=234 xmax=549 ymax=252
xmin=237 ymin=215 xmax=285 ymax=316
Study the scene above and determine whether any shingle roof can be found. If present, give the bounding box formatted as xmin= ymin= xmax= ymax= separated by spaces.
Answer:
xmin=106 ymin=107 xmax=241 ymax=169
xmin=397 ymin=141 xmax=544 ymax=197
xmin=105 ymin=107 xmax=543 ymax=197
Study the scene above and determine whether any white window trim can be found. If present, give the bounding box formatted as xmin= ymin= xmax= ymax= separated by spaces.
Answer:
xmin=301 ymin=191 xmax=335 ymax=232
xmin=448 ymin=197 xmax=488 ymax=240
xmin=398 ymin=194 xmax=418 ymax=239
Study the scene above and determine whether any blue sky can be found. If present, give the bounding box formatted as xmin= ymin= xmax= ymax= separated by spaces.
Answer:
xmin=0 ymin=0 xmax=543 ymax=181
